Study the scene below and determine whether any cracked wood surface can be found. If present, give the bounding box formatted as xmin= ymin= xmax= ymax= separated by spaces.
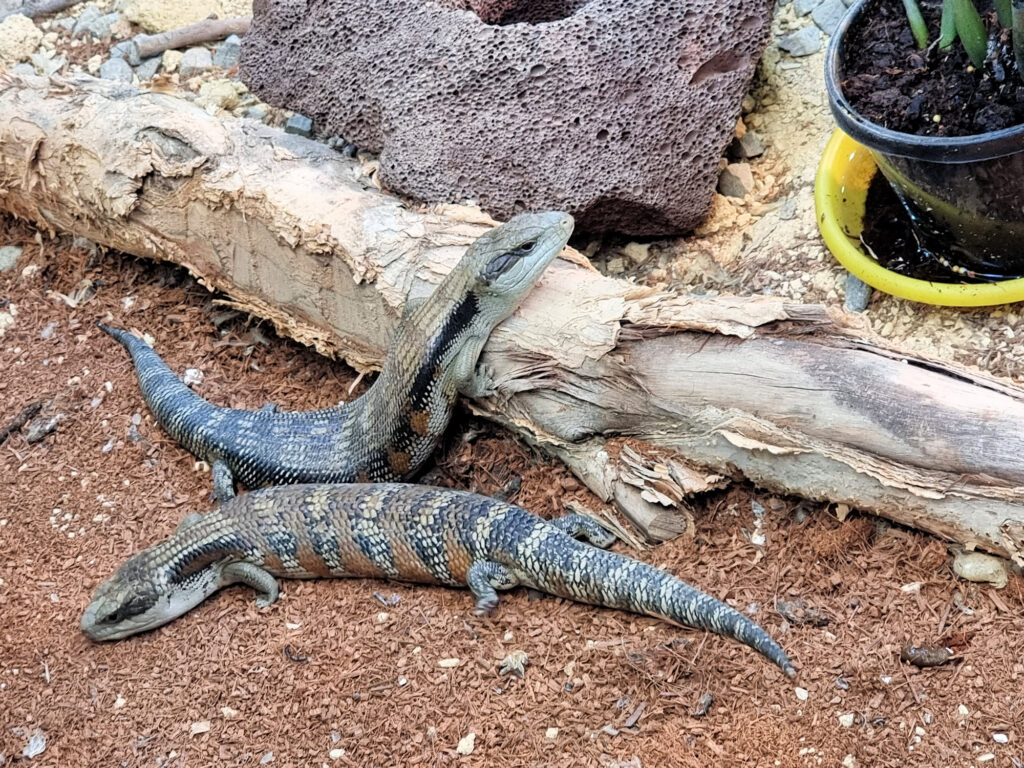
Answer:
xmin=2 ymin=74 xmax=1022 ymax=561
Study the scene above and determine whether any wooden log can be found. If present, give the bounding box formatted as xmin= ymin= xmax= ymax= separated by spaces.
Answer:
xmin=2 ymin=74 xmax=1023 ymax=562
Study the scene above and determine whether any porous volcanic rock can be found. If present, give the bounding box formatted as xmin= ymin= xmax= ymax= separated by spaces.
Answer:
xmin=241 ymin=0 xmax=771 ymax=234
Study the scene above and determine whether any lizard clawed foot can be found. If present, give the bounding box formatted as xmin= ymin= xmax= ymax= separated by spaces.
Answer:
xmin=460 ymin=363 xmax=499 ymax=399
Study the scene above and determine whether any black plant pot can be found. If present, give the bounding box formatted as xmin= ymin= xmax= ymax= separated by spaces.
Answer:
xmin=825 ymin=0 xmax=1024 ymax=281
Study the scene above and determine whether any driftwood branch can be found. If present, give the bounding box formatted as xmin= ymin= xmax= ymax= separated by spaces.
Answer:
xmin=2 ymin=74 xmax=1023 ymax=563
xmin=117 ymin=17 xmax=251 ymax=65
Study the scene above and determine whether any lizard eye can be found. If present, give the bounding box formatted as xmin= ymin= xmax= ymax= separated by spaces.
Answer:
xmin=520 ymin=240 xmax=536 ymax=252
xmin=483 ymin=250 xmax=523 ymax=280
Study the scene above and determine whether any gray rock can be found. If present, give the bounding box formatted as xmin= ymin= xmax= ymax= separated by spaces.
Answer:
xmin=844 ymin=273 xmax=872 ymax=312
xmin=778 ymin=198 xmax=798 ymax=220
xmin=717 ymin=163 xmax=754 ymax=198
xmin=0 ymin=245 xmax=23 ymax=272
xmin=730 ymin=131 xmax=766 ymax=159
xmin=72 ymin=5 xmax=101 ymax=36
xmin=284 ymin=113 xmax=313 ymax=137
xmin=71 ymin=236 xmax=97 ymax=252
xmin=99 ymin=56 xmax=133 ymax=82
xmin=243 ymin=103 xmax=270 ymax=121
xmin=778 ymin=26 xmax=821 ymax=56
xmin=179 ymin=47 xmax=213 ymax=77
xmin=109 ymin=40 xmax=133 ymax=61
xmin=812 ymin=0 xmax=849 ymax=35
xmin=83 ymin=12 xmax=121 ymax=39
xmin=134 ymin=55 xmax=161 ymax=81
xmin=10 ymin=63 xmax=36 ymax=77
xmin=793 ymin=0 xmax=821 ymax=15
xmin=53 ymin=16 xmax=76 ymax=32
xmin=213 ymin=34 xmax=241 ymax=68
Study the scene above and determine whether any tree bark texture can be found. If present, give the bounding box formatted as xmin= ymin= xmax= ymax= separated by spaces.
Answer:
xmin=2 ymin=74 xmax=1023 ymax=563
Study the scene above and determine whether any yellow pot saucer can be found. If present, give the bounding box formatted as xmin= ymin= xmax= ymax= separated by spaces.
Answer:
xmin=814 ymin=129 xmax=1024 ymax=307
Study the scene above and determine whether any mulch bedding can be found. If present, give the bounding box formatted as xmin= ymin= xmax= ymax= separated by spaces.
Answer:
xmin=1 ymin=213 xmax=1023 ymax=767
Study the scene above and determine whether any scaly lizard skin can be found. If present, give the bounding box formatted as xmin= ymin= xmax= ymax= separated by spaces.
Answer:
xmin=99 ymin=211 xmax=573 ymax=500
xmin=80 ymin=484 xmax=796 ymax=678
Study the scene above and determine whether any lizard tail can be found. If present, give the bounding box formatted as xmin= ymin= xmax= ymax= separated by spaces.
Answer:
xmin=98 ymin=323 xmax=218 ymax=456
xmin=526 ymin=535 xmax=796 ymax=678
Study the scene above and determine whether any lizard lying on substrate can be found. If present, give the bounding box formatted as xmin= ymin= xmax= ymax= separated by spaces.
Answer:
xmin=99 ymin=211 xmax=573 ymax=500
xmin=80 ymin=483 xmax=796 ymax=678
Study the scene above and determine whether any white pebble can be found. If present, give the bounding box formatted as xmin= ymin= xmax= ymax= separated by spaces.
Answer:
xmin=837 ymin=713 xmax=855 ymax=728
xmin=794 ymin=687 xmax=808 ymax=701
xmin=993 ymin=733 xmax=1009 ymax=744
xmin=545 ymin=727 xmax=558 ymax=739
xmin=438 ymin=658 xmax=460 ymax=668
xmin=329 ymin=748 xmax=345 ymax=759
xmin=456 ymin=733 xmax=475 ymax=756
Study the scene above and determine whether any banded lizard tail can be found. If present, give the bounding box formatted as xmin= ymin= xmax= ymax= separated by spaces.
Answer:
xmin=81 ymin=483 xmax=796 ymax=678
xmin=98 ymin=211 xmax=573 ymax=500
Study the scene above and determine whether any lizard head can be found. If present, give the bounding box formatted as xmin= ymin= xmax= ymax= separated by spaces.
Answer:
xmin=466 ymin=211 xmax=573 ymax=304
xmin=81 ymin=551 xmax=223 ymax=641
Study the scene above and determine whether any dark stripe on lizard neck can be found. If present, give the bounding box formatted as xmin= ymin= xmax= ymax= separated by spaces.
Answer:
xmin=406 ymin=291 xmax=480 ymax=410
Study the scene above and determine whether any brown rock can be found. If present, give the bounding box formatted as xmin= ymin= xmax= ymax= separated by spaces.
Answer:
xmin=241 ymin=0 xmax=772 ymax=234
xmin=718 ymin=162 xmax=754 ymax=198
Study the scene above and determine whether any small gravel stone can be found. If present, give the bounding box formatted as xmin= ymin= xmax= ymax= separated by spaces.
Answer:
xmin=244 ymin=104 xmax=270 ymax=121
xmin=198 ymin=79 xmax=244 ymax=110
xmin=40 ymin=321 xmax=58 ymax=340
xmin=10 ymin=62 xmax=36 ymax=76
xmin=72 ymin=5 xmax=101 ymax=36
xmin=83 ymin=12 xmax=121 ymax=40
xmin=161 ymin=49 xmax=182 ymax=73
xmin=53 ymin=16 xmax=76 ymax=32
xmin=329 ymin=747 xmax=345 ymax=759
xmin=213 ymin=34 xmax=241 ymax=68
xmin=183 ymin=368 xmax=204 ymax=387
xmin=730 ymin=131 xmax=766 ymax=159
xmin=993 ymin=733 xmax=1009 ymax=744
xmin=812 ymin=0 xmax=849 ymax=34
xmin=284 ymin=113 xmax=314 ymax=137
xmin=99 ymin=57 xmax=133 ymax=82
xmin=718 ymin=162 xmax=754 ymax=198
xmin=179 ymin=47 xmax=213 ymax=77
xmin=778 ymin=26 xmax=821 ymax=57
xmin=29 ymin=51 xmax=65 ymax=76
xmin=838 ymin=713 xmax=855 ymax=728
xmin=134 ymin=55 xmax=161 ymax=81
xmin=0 ymin=245 xmax=22 ymax=271
xmin=794 ymin=0 xmax=821 ymax=14
xmin=844 ymin=273 xmax=872 ymax=312
xmin=795 ymin=687 xmax=809 ymax=701
xmin=953 ymin=551 xmax=1008 ymax=588
xmin=456 ymin=733 xmax=475 ymax=756
xmin=545 ymin=727 xmax=558 ymax=739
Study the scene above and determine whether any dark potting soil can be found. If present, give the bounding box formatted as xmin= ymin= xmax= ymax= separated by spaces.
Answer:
xmin=858 ymin=172 xmax=975 ymax=283
xmin=841 ymin=0 xmax=1024 ymax=136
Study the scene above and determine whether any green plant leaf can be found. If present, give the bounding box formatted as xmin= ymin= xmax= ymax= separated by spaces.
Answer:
xmin=951 ymin=0 xmax=988 ymax=68
xmin=902 ymin=0 xmax=930 ymax=48
xmin=995 ymin=0 xmax=1012 ymax=27
xmin=940 ymin=0 xmax=958 ymax=48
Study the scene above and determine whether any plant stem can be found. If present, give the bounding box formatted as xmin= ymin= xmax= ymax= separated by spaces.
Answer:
xmin=951 ymin=0 xmax=988 ymax=68
xmin=902 ymin=0 xmax=930 ymax=48
xmin=995 ymin=0 xmax=1012 ymax=27
xmin=937 ymin=0 xmax=954 ymax=47
xmin=940 ymin=0 xmax=957 ymax=48
xmin=1014 ymin=0 xmax=1024 ymax=82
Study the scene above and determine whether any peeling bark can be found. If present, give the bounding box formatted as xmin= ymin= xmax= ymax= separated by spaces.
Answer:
xmin=2 ymin=74 xmax=1023 ymax=562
